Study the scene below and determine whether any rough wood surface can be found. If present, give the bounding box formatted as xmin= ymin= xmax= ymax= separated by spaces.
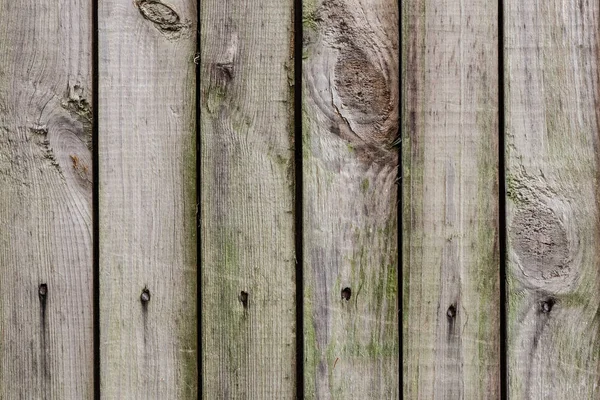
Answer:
xmin=98 ymin=0 xmax=197 ymax=397
xmin=402 ymin=0 xmax=500 ymax=397
xmin=505 ymin=0 xmax=600 ymax=397
xmin=200 ymin=1 xmax=297 ymax=398
xmin=302 ymin=0 xmax=399 ymax=397
xmin=0 ymin=0 xmax=94 ymax=397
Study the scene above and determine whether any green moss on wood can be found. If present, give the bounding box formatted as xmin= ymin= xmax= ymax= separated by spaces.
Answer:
xmin=360 ymin=178 xmax=369 ymax=194
xmin=303 ymin=281 xmax=319 ymax=400
xmin=177 ymin=108 xmax=199 ymax=398
xmin=506 ymin=174 xmax=528 ymax=205
xmin=206 ymin=87 xmax=226 ymax=114
xmin=302 ymin=0 xmax=318 ymax=32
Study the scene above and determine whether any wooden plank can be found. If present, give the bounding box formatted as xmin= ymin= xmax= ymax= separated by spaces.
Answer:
xmin=505 ymin=0 xmax=600 ymax=397
xmin=302 ymin=0 xmax=399 ymax=397
xmin=0 ymin=0 xmax=93 ymax=397
xmin=98 ymin=0 xmax=197 ymax=397
xmin=200 ymin=1 xmax=297 ymax=398
xmin=402 ymin=0 xmax=500 ymax=397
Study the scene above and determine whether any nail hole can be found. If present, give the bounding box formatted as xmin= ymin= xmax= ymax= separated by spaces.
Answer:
xmin=447 ymin=304 xmax=457 ymax=319
xmin=140 ymin=288 xmax=151 ymax=303
xmin=239 ymin=291 xmax=248 ymax=307
xmin=540 ymin=298 xmax=556 ymax=314
xmin=341 ymin=287 xmax=352 ymax=301
xmin=38 ymin=284 xmax=48 ymax=305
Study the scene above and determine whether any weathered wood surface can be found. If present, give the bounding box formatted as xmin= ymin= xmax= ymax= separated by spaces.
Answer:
xmin=505 ymin=0 xmax=600 ymax=398
xmin=200 ymin=0 xmax=297 ymax=398
xmin=0 ymin=0 xmax=94 ymax=397
xmin=302 ymin=0 xmax=399 ymax=397
xmin=98 ymin=0 xmax=197 ymax=397
xmin=402 ymin=0 xmax=500 ymax=397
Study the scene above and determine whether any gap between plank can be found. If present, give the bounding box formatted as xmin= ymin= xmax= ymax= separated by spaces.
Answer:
xmin=397 ymin=0 xmax=403 ymax=397
xmin=195 ymin=0 xmax=203 ymax=397
xmin=91 ymin=0 xmax=100 ymax=395
xmin=498 ymin=0 xmax=508 ymax=397
xmin=293 ymin=0 xmax=305 ymax=397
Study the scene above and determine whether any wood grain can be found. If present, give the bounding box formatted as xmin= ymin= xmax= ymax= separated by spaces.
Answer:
xmin=402 ymin=0 xmax=500 ymax=397
xmin=200 ymin=1 xmax=297 ymax=398
xmin=302 ymin=0 xmax=399 ymax=397
xmin=0 ymin=0 xmax=93 ymax=397
xmin=505 ymin=0 xmax=600 ymax=397
xmin=98 ymin=0 xmax=197 ymax=397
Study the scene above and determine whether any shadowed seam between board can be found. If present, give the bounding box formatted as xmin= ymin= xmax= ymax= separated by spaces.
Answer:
xmin=294 ymin=0 xmax=305 ymax=397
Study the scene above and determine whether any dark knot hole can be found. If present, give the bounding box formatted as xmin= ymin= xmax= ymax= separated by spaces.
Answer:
xmin=239 ymin=291 xmax=249 ymax=308
xmin=447 ymin=304 xmax=457 ymax=319
xmin=341 ymin=287 xmax=352 ymax=301
xmin=140 ymin=287 xmax=151 ymax=303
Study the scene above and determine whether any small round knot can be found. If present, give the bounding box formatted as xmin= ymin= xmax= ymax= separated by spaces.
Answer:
xmin=38 ymin=284 xmax=48 ymax=297
xmin=540 ymin=298 xmax=556 ymax=314
xmin=140 ymin=288 xmax=151 ymax=303
xmin=239 ymin=291 xmax=248 ymax=307
xmin=447 ymin=304 xmax=457 ymax=319
xmin=341 ymin=287 xmax=352 ymax=301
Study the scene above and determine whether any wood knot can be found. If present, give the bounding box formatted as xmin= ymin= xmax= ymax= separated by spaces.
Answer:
xmin=334 ymin=47 xmax=390 ymax=120
xmin=140 ymin=287 xmax=151 ymax=303
xmin=29 ymin=124 xmax=48 ymax=136
xmin=38 ymin=283 xmax=48 ymax=302
xmin=447 ymin=304 xmax=457 ymax=319
xmin=136 ymin=0 xmax=187 ymax=36
xmin=205 ymin=61 xmax=235 ymax=113
xmin=540 ymin=298 xmax=556 ymax=314
xmin=341 ymin=287 xmax=352 ymax=301
xmin=330 ymin=46 xmax=397 ymax=165
xmin=215 ymin=62 xmax=234 ymax=82
xmin=239 ymin=291 xmax=248 ymax=308
xmin=510 ymin=205 xmax=570 ymax=283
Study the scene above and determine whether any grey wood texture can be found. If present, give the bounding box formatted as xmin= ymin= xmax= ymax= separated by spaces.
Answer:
xmin=98 ymin=0 xmax=198 ymax=397
xmin=0 ymin=0 xmax=94 ymax=397
xmin=505 ymin=0 xmax=600 ymax=397
xmin=402 ymin=0 xmax=501 ymax=398
xmin=200 ymin=0 xmax=297 ymax=398
xmin=303 ymin=0 xmax=400 ymax=397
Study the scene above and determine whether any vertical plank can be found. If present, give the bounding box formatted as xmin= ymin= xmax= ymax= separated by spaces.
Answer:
xmin=0 ymin=0 xmax=93 ymax=397
xmin=505 ymin=0 xmax=600 ymax=397
xmin=98 ymin=0 xmax=197 ymax=397
xmin=402 ymin=0 xmax=500 ymax=397
xmin=200 ymin=0 xmax=297 ymax=398
xmin=302 ymin=0 xmax=399 ymax=397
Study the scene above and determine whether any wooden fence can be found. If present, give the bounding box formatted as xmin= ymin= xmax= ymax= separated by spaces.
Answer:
xmin=0 ymin=0 xmax=598 ymax=398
